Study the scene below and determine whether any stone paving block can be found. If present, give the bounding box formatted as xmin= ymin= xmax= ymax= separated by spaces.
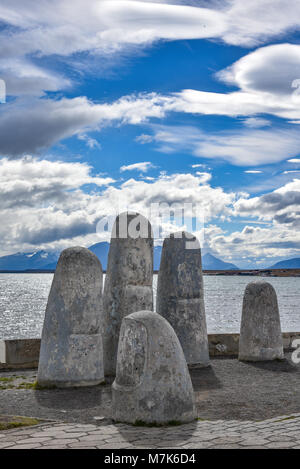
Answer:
xmin=68 ymin=443 xmax=98 ymax=449
xmin=239 ymin=432 xmax=264 ymax=438
xmin=73 ymin=424 xmax=99 ymax=431
xmin=240 ymin=438 xmax=270 ymax=446
xmin=41 ymin=438 xmax=79 ymax=446
xmin=240 ymin=446 xmax=268 ymax=449
xmin=51 ymin=432 xmax=86 ymax=439
xmin=132 ymin=439 xmax=165 ymax=446
xmin=17 ymin=437 xmax=52 ymax=444
xmin=0 ymin=435 xmax=30 ymax=442
xmin=209 ymin=444 xmax=241 ymax=449
xmin=10 ymin=443 xmax=42 ymax=449
xmin=212 ymin=437 xmax=243 ymax=444
xmin=37 ymin=445 xmax=69 ymax=449
xmin=267 ymin=435 xmax=297 ymax=442
xmin=280 ymin=432 xmax=300 ymax=437
xmin=190 ymin=434 xmax=219 ymax=442
xmin=87 ymin=431 xmax=117 ymax=438
xmin=266 ymin=441 xmax=296 ymax=448
xmin=5 ymin=428 xmax=39 ymax=436
xmin=156 ymin=445 xmax=185 ymax=449
xmin=78 ymin=435 xmax=110 ymax=443
xmin=96 ymin=442 xmax=131 ymax=449
xmin=30 ymin=436 xmax=54 ymax=442
xmin=0 ymin=442 xmax=16 ymax=449
xmin=1 ymin=413 xmax=300 ymax=449
xmin=129 ymin=446 xmax=152 ymax=449
xmin=182 ymin=442 xmax=213 ymax=449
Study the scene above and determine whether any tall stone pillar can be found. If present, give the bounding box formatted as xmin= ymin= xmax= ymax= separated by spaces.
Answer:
xmin=239 ymin=281 xmax=284 ymax=361
xmin=103 ymin=212 xmax=153 ymax=376
xmin=112 ymin=310 xmax=197 ymax=425
xmin=37 ymin=247 xmax=104 ymax=388
xmin=156 ymin=231 xmax=209 ymax=368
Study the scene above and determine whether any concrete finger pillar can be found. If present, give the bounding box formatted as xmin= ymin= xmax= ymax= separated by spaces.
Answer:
xmin=103 ymin=212 xmax=153 ymax=376
xmin=112 ymin=310 xmax=197 ymax=425
xmin=156 ymin=231 xmax=209 ymax=368
xmin=239 ymin=281 xmax=284 ymax=362
xmin=37 ymin=247 xmax=104 ymax=388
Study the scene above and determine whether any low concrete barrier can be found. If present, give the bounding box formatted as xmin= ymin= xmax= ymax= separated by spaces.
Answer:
xmin=1 ymin=333 xmax=299 ymax=370
xmin=208 ymin=332 xmax=300 ymax=357
xmin=0 ymin=339 xmax=40 ymax=370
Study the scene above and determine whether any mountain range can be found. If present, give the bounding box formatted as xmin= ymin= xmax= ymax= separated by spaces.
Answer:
xmin=0 ymin=243 xmax=238 ymax=271
xmin=268 ymin=258 xmax=300 ymax=269
xmin=0 ymin=242 xmax=299 ymax=271
xmin=0 ymin=250 xmax=59 ymax=271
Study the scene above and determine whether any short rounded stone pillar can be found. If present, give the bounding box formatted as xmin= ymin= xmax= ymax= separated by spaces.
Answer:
xmin=37 ymin=247 xmax=104 ymax=388
xmin=156 ymin=231 xmax=209 ymax=368
xmin=112 ymin=310 xmax=197 ymax=425
xmin=239 ymin=281 xmax=284 ymax=362
xmin=103 ymin=212 xmax=153 ymax=376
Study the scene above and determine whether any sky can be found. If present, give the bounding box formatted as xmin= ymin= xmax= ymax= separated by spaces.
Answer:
xmin=0 ymin=0 xmax=300 ymax=268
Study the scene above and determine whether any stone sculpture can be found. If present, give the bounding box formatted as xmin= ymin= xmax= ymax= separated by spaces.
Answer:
xmin=37 ymin=247 xmax=104 ymax=388
xmin=103 ymin=212 xmax=153 ymax=375
xmin=239 ymin=281 xmax=284 ymax=361
xmin=156 ymin=231 xmax=209 ymax=368
xmin=112 ymin=310 xmax=197 ymax=424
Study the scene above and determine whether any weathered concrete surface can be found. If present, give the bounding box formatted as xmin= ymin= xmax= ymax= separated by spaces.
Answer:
xmin=0 ymin=339 xmax=40 ymax=369
xmin=103 ymin=212 xmax=153 ymax=376
xmin=208 ymin=334 xmax=240 ymax=357
xmin=37 ymin=247 xmax=104 ymax=388
xmin=2 ymin=414 xmax=300 ymax=449
xmin=1 ymin=355 xmax=300 ymax=424
xmin=239 ymin=281 xmax=284 ymax=362
xmin=112 ymin=310 xmax=197 ymax=425
xmin=1 ymin=332 xmax=299 ymax=369
xmin=156 ymin=232 xmax=209 ymax=368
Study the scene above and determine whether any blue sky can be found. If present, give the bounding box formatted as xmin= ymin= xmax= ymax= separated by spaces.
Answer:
xmin=0 ymin=0 xmax=300 ymax=268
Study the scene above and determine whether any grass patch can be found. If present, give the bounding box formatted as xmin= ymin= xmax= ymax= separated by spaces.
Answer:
xmin=0 ymin=377 xmax=14 ymax=383
xmin=275 ymin=415 xmax=298 ymax=422
xmin=32 ymin=381 xmax=57 ymax=390
xmin=0 ymin=416 xmax=40 ymax=431
xmin=0 ymin=376 xmax=39 ymax=390
xmin=17 ymin=382 xmax=36 ymax=390
xmin=255 ymin=414 xmax=298 ymax=423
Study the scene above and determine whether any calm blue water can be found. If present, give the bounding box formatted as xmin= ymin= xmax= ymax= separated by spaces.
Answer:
xmin=0 ymin=273 xmax=299 ymax=339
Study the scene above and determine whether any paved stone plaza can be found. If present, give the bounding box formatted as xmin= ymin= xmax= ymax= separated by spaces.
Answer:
xmin=1 ymin=414 xmax=300 ymax=449
xmin=1 ymin=357 xmax=300 ymax=423
xmin=1 ymin=356 xmax=299 ymax=449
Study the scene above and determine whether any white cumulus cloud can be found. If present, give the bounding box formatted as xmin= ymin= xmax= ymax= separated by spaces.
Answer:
xmin=120 ymin=161 xmax=154 ymax=172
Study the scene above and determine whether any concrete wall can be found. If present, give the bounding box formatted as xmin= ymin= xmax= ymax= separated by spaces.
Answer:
xmin=208 ymin=332 xmax=300 ymax=357
xmin=0 ymin=339 xmax=40 ymax=369
xmin=1 ymin=333 xmax=299 ymax=370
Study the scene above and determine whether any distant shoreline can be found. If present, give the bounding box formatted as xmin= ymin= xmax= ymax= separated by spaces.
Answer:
xmin=1 ymin=269 xmax=300 ymax=277
xmin=203 ymin=269 xmax=300 ymax=277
